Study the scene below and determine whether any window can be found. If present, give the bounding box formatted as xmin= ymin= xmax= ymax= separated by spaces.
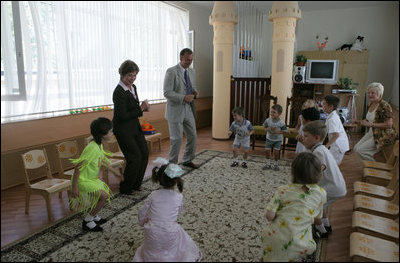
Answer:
xmin=1 ymin=1 xmax=189 ymax=123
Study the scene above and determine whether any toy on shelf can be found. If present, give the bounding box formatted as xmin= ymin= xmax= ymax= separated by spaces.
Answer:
xmin=141 ymin=120 xmax=156 ymax=135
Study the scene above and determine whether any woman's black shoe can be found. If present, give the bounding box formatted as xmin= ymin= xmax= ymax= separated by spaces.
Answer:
xmin=82 ymin=220 xmax=103 ymax=232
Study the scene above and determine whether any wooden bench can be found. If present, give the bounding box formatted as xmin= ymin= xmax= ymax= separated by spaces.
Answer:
xmin=145 ymin=133 xmax=162 ymax=152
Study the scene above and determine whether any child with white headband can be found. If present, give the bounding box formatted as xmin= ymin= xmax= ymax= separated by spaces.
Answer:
xmin=132 ymin=157 xmax=202 ymax=262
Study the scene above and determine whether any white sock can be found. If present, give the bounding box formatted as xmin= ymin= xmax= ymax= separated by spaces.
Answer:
xmin=86 ymin=221 xmax=97 ymax=229
xmin=233 ymin=158 xmax=238 ymax=163
xmin=322 ymin=218 xmax=330 ymax=227
xmin=266 ymin=159 xmax=271 ymax=165
xmin=84 ymin=214 xmax=94 ymax=222
xmin=315 ymin=223 xmax=327 ymax=233
xmin=93 ymin=215 xmax=102 ymax=222
xmin=274 ymin=160 xmax=278 ymax=166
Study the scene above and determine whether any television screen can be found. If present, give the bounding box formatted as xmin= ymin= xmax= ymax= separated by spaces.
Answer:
xmin=305 ymin=59 xmax=338 ymax=84
xmin=310 ymin=62 xmax=334 ymax=78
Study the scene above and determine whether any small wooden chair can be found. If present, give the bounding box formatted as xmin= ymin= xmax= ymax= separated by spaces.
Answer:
xmin=352 ymin=211 xmax=399 ymax=243
xmin=21 ymin=148 xmax=72 ymax=221
xmin=354 ymin=162 xmax=398 ymax=201
xmin=85 ymin=136 xmax=125 ymax=184
xmin=350 ymin=232 xmax=399 ymax=262
xmin=353 ymin=189 xmax=399 ymax=220
xmin=55 ymin=140 xmax=80 ymax=179
xmin=362 ymin=140 xmax=399 ymax=171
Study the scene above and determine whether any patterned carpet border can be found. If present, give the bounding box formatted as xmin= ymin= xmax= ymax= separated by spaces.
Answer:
xmin=1 ymin=150 xmax=326 ymax=262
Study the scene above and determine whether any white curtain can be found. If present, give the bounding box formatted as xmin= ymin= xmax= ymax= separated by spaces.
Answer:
xmin=1 ymin=1 xmax=189 ymax=121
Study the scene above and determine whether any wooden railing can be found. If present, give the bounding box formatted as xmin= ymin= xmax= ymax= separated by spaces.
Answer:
xmin=230 ymin=76 xmax=276 ymax=126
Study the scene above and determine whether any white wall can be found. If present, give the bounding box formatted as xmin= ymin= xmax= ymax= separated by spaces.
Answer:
xmin=169 ymin=1 xmax=214 ymax=98
xmin=170 ymin=2 xmax=399 ymax=107
xmin=295 ymin=4 xmax=399 ymax=107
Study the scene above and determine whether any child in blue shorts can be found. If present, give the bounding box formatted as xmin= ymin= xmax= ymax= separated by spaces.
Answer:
xmin=262 ymin=104 xmax=287 ymax=171
xmin=229 ymin=107 xmax=254 ymax=168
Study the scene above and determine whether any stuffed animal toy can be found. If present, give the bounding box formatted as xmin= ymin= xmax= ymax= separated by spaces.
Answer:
xmin=336 ymin=36 xmax=365 ymax=51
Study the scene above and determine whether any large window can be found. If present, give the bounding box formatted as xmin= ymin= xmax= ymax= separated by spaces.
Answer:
xmin=1 ymin=1 xmax=189 ymax=123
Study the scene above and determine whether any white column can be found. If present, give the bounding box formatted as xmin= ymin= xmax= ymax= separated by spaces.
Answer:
xmin=268 ymin=1 xmax=301 ymax=120
xmin=209 ymin=1 xmax=238 ymax=139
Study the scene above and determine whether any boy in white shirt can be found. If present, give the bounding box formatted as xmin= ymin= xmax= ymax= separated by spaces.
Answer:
xmin=322 ymin=95 xmax=349 ymax=165
xmin=302 ymin=120 xmax=347 ymax=238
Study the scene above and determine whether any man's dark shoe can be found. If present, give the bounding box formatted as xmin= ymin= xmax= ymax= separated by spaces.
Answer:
xmin=94 ymin=218 xmax=107 ymax=225
xmin=241 ymin=162 xmax=248 ymax=168
xmin=182 ymin=162 xmax=199 ymax=169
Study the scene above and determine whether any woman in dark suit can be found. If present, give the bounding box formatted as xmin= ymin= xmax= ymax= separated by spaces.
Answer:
xmin=113 ymin=60 xmax=150 ymax=195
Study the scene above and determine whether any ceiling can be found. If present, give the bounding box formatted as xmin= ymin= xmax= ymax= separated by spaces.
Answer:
xmin=186 ymin=1 xmax=396 ymax=14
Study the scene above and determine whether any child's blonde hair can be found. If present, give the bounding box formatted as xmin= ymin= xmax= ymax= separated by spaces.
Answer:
xmin=302 ymin=99 xmax=316 ymax=110
xmin=291 ymin=152 xmax=322 ymax=184
xmin=302 ymin=120 xmax=327 ymax=142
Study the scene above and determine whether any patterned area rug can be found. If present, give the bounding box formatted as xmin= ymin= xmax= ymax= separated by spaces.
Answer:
xmin=1 ymin=150 xmax=326 ymax=262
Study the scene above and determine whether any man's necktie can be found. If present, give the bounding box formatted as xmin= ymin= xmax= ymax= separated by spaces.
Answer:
xmin=184 ymin=70 xmax=192 ymax=95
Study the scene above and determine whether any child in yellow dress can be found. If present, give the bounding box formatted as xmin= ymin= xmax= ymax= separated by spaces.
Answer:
xmin=69 ymin=117 xmax=122 ymax=232
xmin=261 ymin=152 xmax=326 ymax=262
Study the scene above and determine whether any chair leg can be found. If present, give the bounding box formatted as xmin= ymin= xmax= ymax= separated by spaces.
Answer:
xmin=44 ymin=195 xmax=54 ymax=221
xmin=59 ymin=192 xmax=62 ymax=199
xmin=25 ymin=191 xmax=30 ymax=214
xmin=103 ymin=169 xmax=109 ymax=185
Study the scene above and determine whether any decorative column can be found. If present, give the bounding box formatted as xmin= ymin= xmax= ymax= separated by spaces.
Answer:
xmin=268 ymin=2 xmax=301 ymax=120
xmin=209 ymin=1 xmax=238 ymax=139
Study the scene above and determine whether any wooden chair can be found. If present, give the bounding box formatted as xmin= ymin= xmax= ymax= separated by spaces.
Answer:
xmin=352 ymin=211 xmax=399 ymax=243
xmin=85 ymin=136 xmax=125 ymax=185
xmin=362 ymin=140 xmax=399 ymax=171
xmin=353 ymin=189 xmax=399 ymax=220
xmin=350 ymin=232 xmax=399 ymax=262
xmin=281 ymin=96 xmax=309 ymax=155
xmin=55 ymin=140 xmax=80 ymax=179
xmin=21 ymin=148 xmax=72 ymax=221
xmin=354 ymin=162 xmax=398 ymax=200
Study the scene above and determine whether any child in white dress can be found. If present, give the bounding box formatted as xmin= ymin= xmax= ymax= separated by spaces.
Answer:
xmin=132 ymin=158 xmax=202 ymax=262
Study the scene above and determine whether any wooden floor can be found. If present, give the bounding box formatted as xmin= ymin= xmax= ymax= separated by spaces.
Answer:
xmin=1 ymin=126 xmax=366 ymax=261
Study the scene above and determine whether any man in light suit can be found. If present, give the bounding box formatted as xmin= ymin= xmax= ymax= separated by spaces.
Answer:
xmin=163 ymin=48 xmax=199 ymax=168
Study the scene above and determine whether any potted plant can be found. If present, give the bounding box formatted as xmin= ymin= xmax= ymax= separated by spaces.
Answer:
xmin=295 ymin=54 xmax=307 ymax=66
xmin=338 ymin=77 xmax=359 ymax=90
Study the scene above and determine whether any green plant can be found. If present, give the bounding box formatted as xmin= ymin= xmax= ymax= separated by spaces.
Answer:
xmin=338 ymin=77 xmax=359 ymax=90
xmin=295 ymin=54 xmax=307 ymax=65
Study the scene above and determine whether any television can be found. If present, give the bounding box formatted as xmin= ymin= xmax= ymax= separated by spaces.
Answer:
xmin=305 ymin=59 xmax=339 ymax=84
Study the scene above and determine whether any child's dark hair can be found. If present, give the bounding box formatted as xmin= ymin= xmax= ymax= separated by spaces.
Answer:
xmin=301 ymin=107 xmax=320 ymax=122
xmin=324 ymin=95 xmax=340 ymax=110
xmin=232 ymin=107 xmax=244 ymax=116
xmin=152 ymin=164 xmax=184 ymax=192
xmin=90 ymin=117 xmax=112 ymax=145
xmin=291 ymin=152 xmax=322 ymax=184
xmin=272 ymin=104 xmax=283 ymax=113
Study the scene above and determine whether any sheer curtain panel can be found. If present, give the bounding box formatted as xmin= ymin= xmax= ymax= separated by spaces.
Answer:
xmin=1 ymin=1 xmax=189 ymax=123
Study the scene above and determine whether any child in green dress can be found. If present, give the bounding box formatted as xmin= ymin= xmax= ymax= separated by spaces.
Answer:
xmin=70 ymin=117 xmax=122 ymax=232
xmin=261 ymin=152 xmax=327 ymax=262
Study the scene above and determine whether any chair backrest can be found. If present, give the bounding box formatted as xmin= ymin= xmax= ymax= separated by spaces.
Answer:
xmin=103 ymin=135 xmax=121 ymax=153
xmin=55 ymin=140 xmax=79 ymax=174
xmin=387 ymin=161 xmax=399 ymax=190
xmin=285 ymin=96 xmax=310 ymax=128
xmin=21 ymin=148 xmax=53 ymax=186
xmin=387 ymin=140 xmax=399 ymax=165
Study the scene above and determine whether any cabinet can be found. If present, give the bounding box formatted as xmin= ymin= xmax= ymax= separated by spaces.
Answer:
xmin=297 ymin=50 xmax=369 ymax=121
